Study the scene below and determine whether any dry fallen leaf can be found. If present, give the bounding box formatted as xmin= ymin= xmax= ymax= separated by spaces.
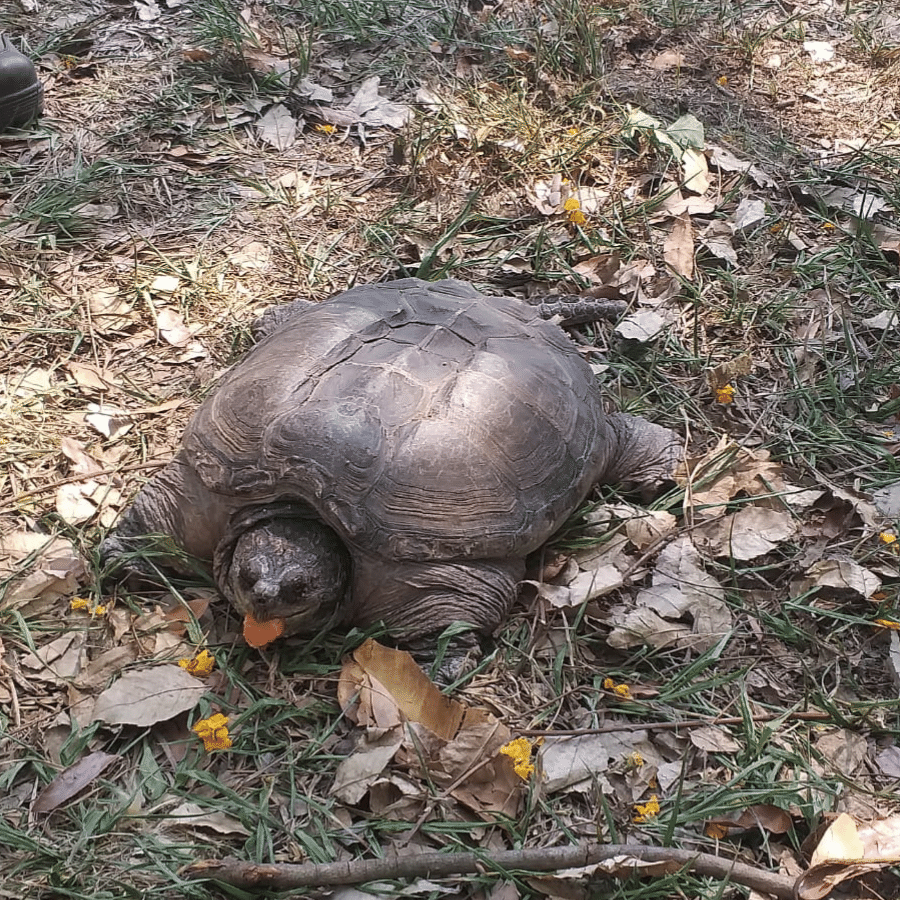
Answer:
xmin=349 ymin=639 xmax=465 ymax=741
xmin=680 ymin=146 xmax=710 ymax=195
xmin=88 ymin=286 xmax=134 ymax=332
xmin=695 ymin=506 xmax=797 ymax=560
xmin=663 ymin=212 xmax=694 ymax=278
xmin=797 ymin=812 xmax=900 ymax=899
xmin=228 ymin=240 xmax=272 ymax=272
xmin=256 ymin=103 xmax=297 ymax=150
xmin=156 ymin=308 xmax=201 ymax=347
xmin=706 ymin=803 xmax=792 ymax=838
xmin=92 ymin=665 xmax=206 ymax=726
xmin=32 ymin=751 xmax=119 ymax=814
xmin=332 ymin=728 xmax=405 ymax=804
xmin=607 ymin=537 xmax=731 ymax=652
xmin=0 ymin=532 xmax=86 ymax=608
xmin=163 ymin=801 xmax=251 ymax=836
xmin=792 ymin=559 xmax=881 ymax=600
xmin=615 ymin=310 xmax=669 ymax=342
xmin=689 ymin=725 xmax=741 ymax=753
xmin=813 ymin=728 xmax=868 ymax=777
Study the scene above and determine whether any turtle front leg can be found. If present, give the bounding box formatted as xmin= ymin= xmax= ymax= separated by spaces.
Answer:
xmin=349 ymin=553 xmax=524 ymax=683
xmin=596 ymin=413 xmax=681 ymax=492
xmin=100 ymin=450 xmax=232 ymax=585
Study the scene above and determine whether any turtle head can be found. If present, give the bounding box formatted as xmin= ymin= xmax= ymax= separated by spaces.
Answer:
xmin=221 ymin=517 xmax=351 ymax=638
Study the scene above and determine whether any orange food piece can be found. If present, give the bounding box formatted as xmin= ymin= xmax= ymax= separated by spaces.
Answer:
xmin=243 ymin=613 xmax=286 ymax=648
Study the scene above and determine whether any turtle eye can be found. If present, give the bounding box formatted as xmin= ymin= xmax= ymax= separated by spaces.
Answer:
xmin=237 ymin=563 xmax=259 ymax=592
xmin=277 ymin=569 xmax=308 ymax=601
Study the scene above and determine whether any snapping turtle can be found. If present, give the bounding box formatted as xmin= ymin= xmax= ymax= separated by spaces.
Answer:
xmin=101 ymin=278 xmax=678 ymax=657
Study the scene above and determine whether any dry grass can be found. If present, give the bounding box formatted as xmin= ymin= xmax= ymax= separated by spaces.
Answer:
xmin=2 ymin=0 xmax=900 ymax=897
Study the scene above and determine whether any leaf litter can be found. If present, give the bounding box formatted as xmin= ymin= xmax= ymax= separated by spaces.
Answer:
xmin=3 ymin=0 xmax=900 ymax=897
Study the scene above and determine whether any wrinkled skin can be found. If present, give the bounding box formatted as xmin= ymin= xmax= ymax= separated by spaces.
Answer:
xmin=100 ymin=278 xmax=680 ymax=665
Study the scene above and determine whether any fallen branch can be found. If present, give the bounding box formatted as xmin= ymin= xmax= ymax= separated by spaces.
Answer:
xmin=181 ymin=843 xmax=797 ymax=898
xmin=521 ymin=709 xmax=831 ymax=737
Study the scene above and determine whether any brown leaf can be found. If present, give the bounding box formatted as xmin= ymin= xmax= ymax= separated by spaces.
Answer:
xmin=793 ymin=559 xmax=881 ymax=600
xmin=689 ymin=725 xmax=741 ymax=753
xmin=624 ymin=508 xmax=678 ymax=550
xmin=73 ymin=645 xmax=138 ymax=691
xmin=706 ymin=803 xmax=792 ymax=837
xmin=55 ymin=481 xmax=100 ymax=524
xmin=607 ymin=537 xmax=731 ymax=652
xmin=663 ymin=212 xmax=694 ymax=278
xmin=92 ymin=665 xmax=206 ymax=726
xmin=88 ymin=286 xmax=134 ymax=332
xmin=615 ymin=309 xmax=669 ymax=342
xmin=331 ymin=728 xmax=404 ymax=804
xmin=681 ymin=147 xmax=710 ymax=195
xmin=32 ymin=751 xmax=118 ymax=814
xmin=256 ymin=103 xmax=297 ymax=150
xmin=156 ymin=308 xmax=200 ymax=347
xmin=797 ymin=813 xmax=900 ymax=899
xmin=694 ymin=507 xmax=797 ymax=560
xmin=0 ymin=533 xmax=85 ymax=608
xmin=351 ymin=639 xmax=465 ymax=742
xmin=67 ymin=362 xmax=120 ymax=393
xmin=705 ymin=353 xmax=752 ymax=391
xmin=648 ymin=49 xmax=685 ymax=70
xmin=20 ymin=632 xmax=86 ymax=681
xmin=162 ymin=801 xmax=251 ymax=835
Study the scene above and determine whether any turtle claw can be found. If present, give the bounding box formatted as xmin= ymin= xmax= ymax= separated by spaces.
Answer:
xmin=405 ymin=630 xmax=481 ymax=688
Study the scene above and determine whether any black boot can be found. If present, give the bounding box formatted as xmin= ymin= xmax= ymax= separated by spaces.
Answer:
xmin=0 ymin=34 xmax=43 ymax=131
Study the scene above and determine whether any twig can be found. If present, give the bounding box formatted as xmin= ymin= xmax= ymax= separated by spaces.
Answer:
xmin=0 ymin=460 xmax=165 ymax=515
xmin=181 ymin=843 xmax=797 ymax=898
xmin=520 ymin=709 xmax=831 ymax=737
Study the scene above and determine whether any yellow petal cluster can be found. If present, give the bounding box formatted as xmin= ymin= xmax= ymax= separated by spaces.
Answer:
xmin=70 ymin=597 xmax=107 ymax=616
xmin=563 ymin=196 xmax=587 ymax=226
xmin=179 ymin=649 xmax=215 ymax=677
xmin=193 ymin=714 xmax=232 ymax=751
xmin=500 ymin=737 xmax=536 ymax=780
xmin=633 ymin=794 xmax=660 ymax=823
xmin=715 ymin=384 xmax=736 ymax=405
xmin=603 ymin=677 xmax=633 ymax=700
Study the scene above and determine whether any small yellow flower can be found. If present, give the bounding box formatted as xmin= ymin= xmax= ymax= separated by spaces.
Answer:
xmin=70 ymin=597 xmax=107 ymax=616
xmin=314 ymin=123 xmax=336 ymax=135
xmin=716 ymin=75 xmax=728 ymax=86
xmin=879 ymin=532 xmax=897 ymax=544
xmin=179 ymin=649 xmax=215 ymax=677
xmin=567 ymin=126 xmax=579 ymax=135
xmin=769 ymin=223 xmax=783 ymax=234
xmin=628 ymin=751 xmax=644 ymax=768
xmin=633 ymin=794 xmax=660 ymax=823
xmin=603 ymin=677 xmax=633 ymax=700
xmin=821 ymin=221 xmax=835 ymax=230
xmin=562 ymin=196 xmax=587 ymax=226
xmin=715 ymin=384 xmax=736 ymax=405
xmin=875 ymin=618 xmax=900 ymax=630
xmin=500 ymin=737 xmax=536 ymax=780
xmin=193 ymin=714 xmax=232 ymax=751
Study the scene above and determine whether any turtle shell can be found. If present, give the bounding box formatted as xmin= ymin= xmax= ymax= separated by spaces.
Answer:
xmin=182 ymin=278 xmax=609 ymax=563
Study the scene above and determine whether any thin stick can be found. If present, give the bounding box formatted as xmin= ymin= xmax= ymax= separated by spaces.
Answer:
xmin=520 ymin=710 xmax=831 ymax=736
xmin=181 ymin=843 xmax=797 ymax=898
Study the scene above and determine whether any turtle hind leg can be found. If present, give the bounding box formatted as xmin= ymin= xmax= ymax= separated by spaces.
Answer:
xmin=251 ymin=298 xmax=316 ymax=340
